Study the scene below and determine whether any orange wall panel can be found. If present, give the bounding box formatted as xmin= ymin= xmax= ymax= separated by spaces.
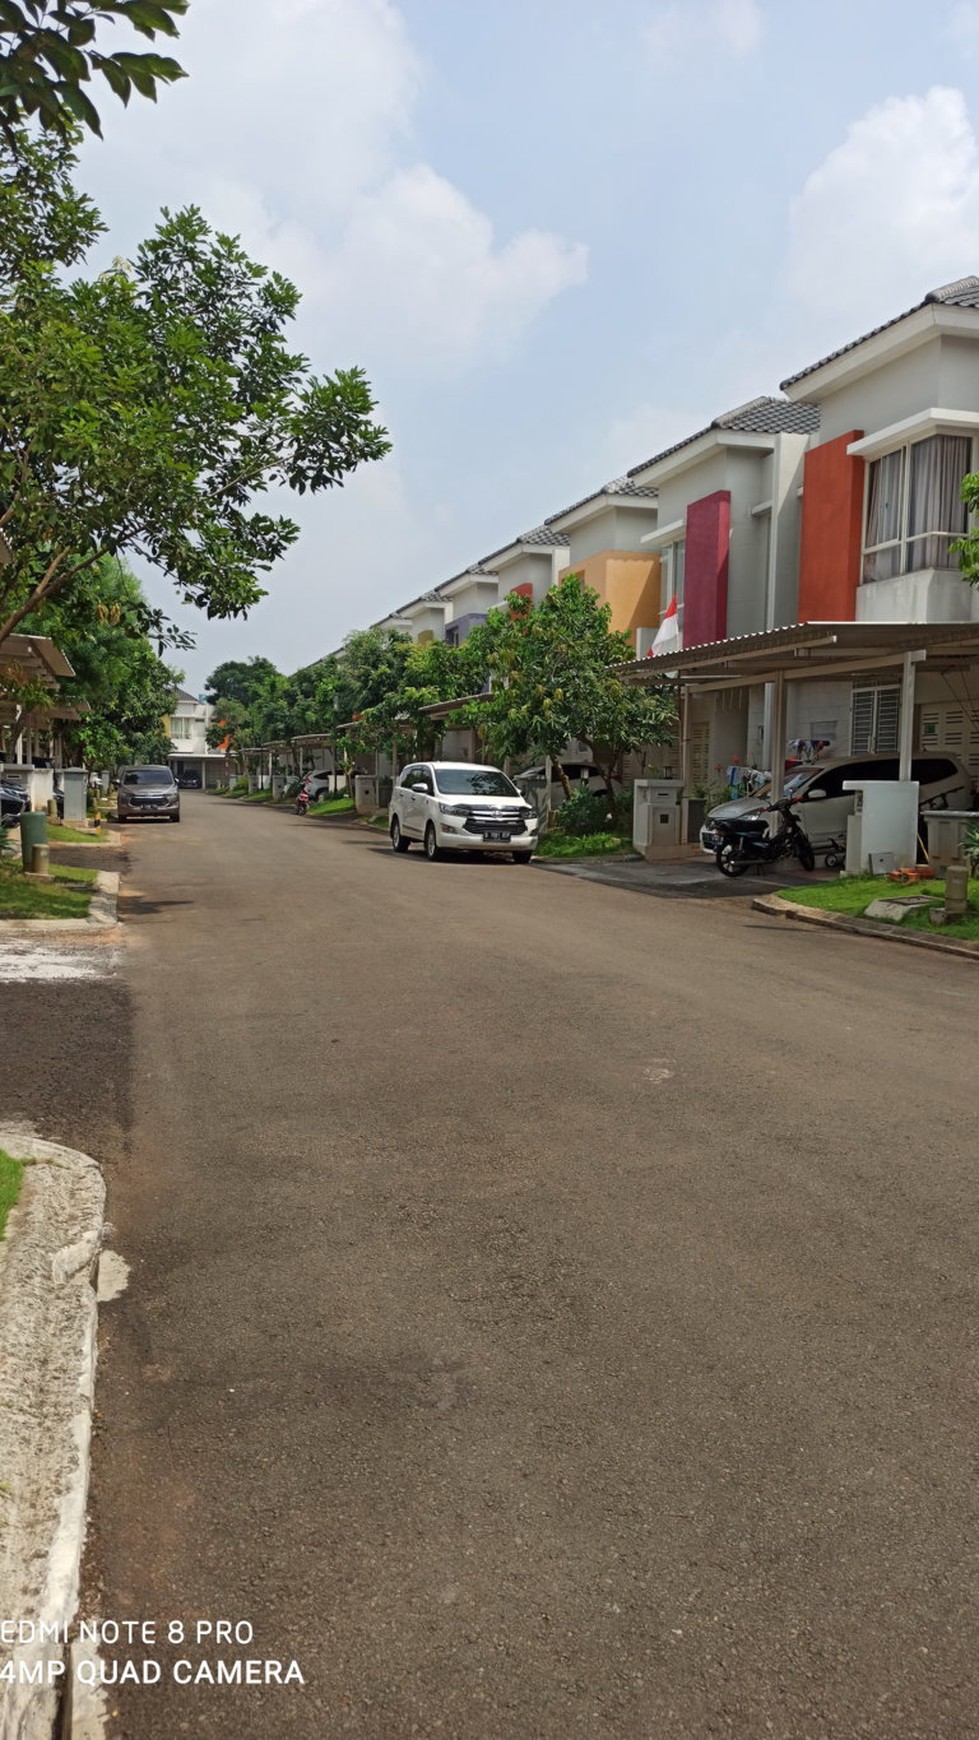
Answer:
xmin=558 ymin=551 xmax=661 ymax=634
xmin=798 ymin=431 xmax=864 ymax=622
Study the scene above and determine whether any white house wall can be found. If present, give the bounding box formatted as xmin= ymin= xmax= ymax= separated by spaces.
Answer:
xmin=813 ymin=336 xmax=947 ymax=442
xmin=563 ymin=504 xmax=658 ymax=564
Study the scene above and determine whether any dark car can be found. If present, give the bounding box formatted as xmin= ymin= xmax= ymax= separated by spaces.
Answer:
xmin=176 ymin=770 xmax=202 ymax=789
xmin=117 ymin=765 xmax=181 ymax=823
xmin=0 ymin=780 xmax=29 ymax=828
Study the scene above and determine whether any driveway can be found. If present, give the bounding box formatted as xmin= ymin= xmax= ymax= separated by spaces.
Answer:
xmin=76 ymin=794 xmax=979 ymax=1738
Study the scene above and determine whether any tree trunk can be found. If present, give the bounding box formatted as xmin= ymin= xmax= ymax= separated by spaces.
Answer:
xmin=554 ymin=761 xmax=572 ymax=799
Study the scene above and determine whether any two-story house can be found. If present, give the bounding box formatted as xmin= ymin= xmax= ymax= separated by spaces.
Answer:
xmin=625 ymin=397 xmax=818 ymax=783
xmin=168 ymin=688 xmax=226 ymax=789
xmin=781 ymin=276 xmax=979 ymax=781
xmin=543 ymin=478 xmax=660 ymax=644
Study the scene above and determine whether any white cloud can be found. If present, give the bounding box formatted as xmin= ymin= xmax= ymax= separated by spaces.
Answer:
xmin=785 ymin=86 xmax=979 ymax=329
xmin=645 ymin=0 xmax=762 ymax=64
xmin=80 ymin=0 xmax=586 ymax=376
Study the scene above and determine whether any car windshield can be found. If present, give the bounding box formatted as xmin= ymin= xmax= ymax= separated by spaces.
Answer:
xmin=122 ymin=769 xmax=173 ymax=787
xmin=433 ymin=768 xmax=519 ymax=797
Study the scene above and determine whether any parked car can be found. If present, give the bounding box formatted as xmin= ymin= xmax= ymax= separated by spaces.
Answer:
xmin=0 ymin=780 xmax=28 ymax=827
xmin=517 ymin=761 xmax=617 ymax=798
xmin=116 ymin=765 xmax=181 ymax=823
xmin=302 ymin=768 xmax=340 ymax=802
xmin=389 ymin=761 xmax=540 ymax=862
xmin=176 ymin=770 xmax=202 ymax=789
xmin=699 ymin=752 xmax=972 ymax=855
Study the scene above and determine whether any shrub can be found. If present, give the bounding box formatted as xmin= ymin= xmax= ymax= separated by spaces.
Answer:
xmin=556 ymin=784 xmax=632 ymax=837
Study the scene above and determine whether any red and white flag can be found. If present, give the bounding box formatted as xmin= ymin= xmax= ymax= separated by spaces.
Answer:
xmin=648 ymin=595 xmax=681 ymax=658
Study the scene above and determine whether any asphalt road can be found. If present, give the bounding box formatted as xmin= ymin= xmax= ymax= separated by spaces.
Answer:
xmin=61 ymin=795 xmax=979 ymax=1737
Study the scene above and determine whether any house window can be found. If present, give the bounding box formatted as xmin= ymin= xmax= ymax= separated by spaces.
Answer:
xmin=660 ymin=537 xmax=685 ymax=632
xmin=850 ymin=685 xmax=900 ymax=753
xmin=863 ymin=434 xmax=972 ymax=582
xmin=170 ymin=716 xmax=192 ymax=740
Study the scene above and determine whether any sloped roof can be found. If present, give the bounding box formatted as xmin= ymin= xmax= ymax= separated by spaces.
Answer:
xmin=780 ymin=277 xmax=979 ymax=389
xmin=626 ymin=397 xmax=820 ymax=478
xmin=545 ymin=476 xmax=659 ymax=526
xmin=480 ymin=524 xmax=570 ymax=565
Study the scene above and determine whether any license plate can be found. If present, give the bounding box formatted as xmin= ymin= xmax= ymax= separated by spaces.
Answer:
xmin=485 ymin=830 xmax=511 ymax=842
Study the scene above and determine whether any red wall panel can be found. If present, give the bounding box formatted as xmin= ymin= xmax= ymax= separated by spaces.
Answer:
xmin=684 ymin=490 xmax=730 ymax=647
xmin=798 ymin=431 xmax=864 ymax=622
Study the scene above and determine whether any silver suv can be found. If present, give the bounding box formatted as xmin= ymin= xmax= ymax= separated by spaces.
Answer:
xmin=700 ymin=752 xmax=971 ymax=854
xmin=117 ymin=765 xmax=181 ymax=823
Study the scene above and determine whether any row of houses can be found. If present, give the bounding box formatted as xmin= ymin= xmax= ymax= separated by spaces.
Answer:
xmin=307 ymin=275 xmax=979 ymax=834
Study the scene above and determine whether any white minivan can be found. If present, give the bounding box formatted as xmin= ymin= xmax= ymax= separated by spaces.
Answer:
xmin=389 ymin=762 xmax=539 ymax=862
xmin=700 ymin=752 xmax=972 ymax=855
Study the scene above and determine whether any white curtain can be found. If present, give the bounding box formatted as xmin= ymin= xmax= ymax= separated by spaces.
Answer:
xmin=907 ymin=434 xmax=970 ymax=569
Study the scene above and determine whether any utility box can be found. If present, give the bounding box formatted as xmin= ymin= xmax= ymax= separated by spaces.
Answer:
xmin=633 ymin=779 xmax=683 ymax=860
xmin=61 ymin=767 xmax=88 ymax=825
xmin=843 ymin=779 xmax=919 ymax=875
xmin=918 ymin=810 xmax=979 ymax=870
xmin=354 ymin=774 xmax=379 ymax=814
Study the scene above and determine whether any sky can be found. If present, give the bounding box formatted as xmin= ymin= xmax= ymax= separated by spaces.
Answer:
xmin=74 ymin=0 xmax=979 ymax=691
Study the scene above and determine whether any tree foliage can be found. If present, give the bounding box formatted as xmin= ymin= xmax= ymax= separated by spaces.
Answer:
xmin=461 ymin=575 xmax=675 ymax=794
xmin=956 ymin=473 xmax=979 ymax=586
xmin=0 ymin=129 xmax=391 ymax=647
xmin=0 ymin=0 xmax=187 ymax=144
xmin=21 ymin=555 xmax=180 ymax=765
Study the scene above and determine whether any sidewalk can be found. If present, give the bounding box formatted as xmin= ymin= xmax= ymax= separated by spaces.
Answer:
xmin=535 ymin=851 xmax=838 ymax=901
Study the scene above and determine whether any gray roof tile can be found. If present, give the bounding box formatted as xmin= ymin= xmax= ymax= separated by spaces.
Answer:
xmin=626 ymin=397 xmax=819 ymax=478
xmin=780 ymin=277 xmax=979 ymax=389
xmin=544 ymin=476 xmax=659 ymax=526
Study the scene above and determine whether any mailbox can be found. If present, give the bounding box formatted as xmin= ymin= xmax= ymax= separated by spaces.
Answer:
xmin=633 ymin=779 xmax=683 ymax=858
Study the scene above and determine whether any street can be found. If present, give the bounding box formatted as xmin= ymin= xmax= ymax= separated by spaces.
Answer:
xmin=7 ymin=794 xmax=979 ymax=1737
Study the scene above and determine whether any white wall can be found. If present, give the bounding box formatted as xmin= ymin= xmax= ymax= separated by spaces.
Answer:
xmin=562 ymin=503 xmax=658 ymax=565
xmin=856 ymin=570 xmax=979 ymax=625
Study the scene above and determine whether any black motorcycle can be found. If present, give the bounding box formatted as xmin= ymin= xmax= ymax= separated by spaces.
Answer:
xmin=713 ymin=796 xmax=815 ymax=878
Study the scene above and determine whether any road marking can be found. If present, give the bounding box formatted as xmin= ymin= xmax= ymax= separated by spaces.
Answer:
xmin=0 ymin=941 xmax=119 ymax=982
xmin=643 ymin=1060 xmax=675 ymax=1084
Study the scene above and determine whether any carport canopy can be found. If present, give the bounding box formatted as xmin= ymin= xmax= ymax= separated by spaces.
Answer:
xmin=620 ymin=620 xmax=979 ymax=786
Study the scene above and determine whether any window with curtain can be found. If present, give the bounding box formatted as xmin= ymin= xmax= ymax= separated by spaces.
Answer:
xmin=863 ymin=434 xmax=972 ymax=582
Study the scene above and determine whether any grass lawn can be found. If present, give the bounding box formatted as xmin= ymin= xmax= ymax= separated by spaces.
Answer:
xmin=0 ymin=1151 xmax=24 ymax=1240
xmin=537 ymin=829 xmax=635 ymax=860
xmin=777 ymin=873 xmax=979 ymax=942
xmin=239 ymin=790 xmax=275 ymax=803
xmin=310 ymin=795 xmax=357 ymax=817
xmin=0 ymin=861 xmax=96 ymax=919
xmin=47 ymin=822 xmax=108 ymax=844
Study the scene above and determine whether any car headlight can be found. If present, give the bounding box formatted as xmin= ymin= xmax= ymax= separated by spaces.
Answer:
xmin=439 ymin=803 xmax=473 ymax=816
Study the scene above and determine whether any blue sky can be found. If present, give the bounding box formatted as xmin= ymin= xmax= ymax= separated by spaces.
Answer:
xmin=77 ymin=0 xmax=979 ymax=689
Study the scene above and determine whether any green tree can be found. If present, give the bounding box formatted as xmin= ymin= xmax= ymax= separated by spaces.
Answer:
xmin=0 ymin=1 xmax=187 ymax=144
xmin=463 ymin=575 xmax=675 ymax=796
xmin=203 ymin=657 xmax=281 ymax=711
xmin=0 ymin=129 xmax=391 ymax=647
xmin=21 ymin=555 xmax=180 ymax=765
xmin=956 ymin=474 xmax=979 ymax=585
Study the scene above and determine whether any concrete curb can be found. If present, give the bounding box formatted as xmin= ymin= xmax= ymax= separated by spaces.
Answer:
xmin=47 ymin=832 xmax=121 ymax=850
xmin=752 ymin=892 xmax=979 ymax=961
xmin=0 ymin=1124 xmax=107 ymax=1740
xmin=0 ymin=873 xmax=119 ymax=939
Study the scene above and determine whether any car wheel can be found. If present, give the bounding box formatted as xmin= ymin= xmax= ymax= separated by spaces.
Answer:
xmin=512 ymin=851 xmax=533 ymax=864
xmin=424 ymin=823 xmax=442 ymax=861
xmin=172 ymin=815 xmax=181 ymax=824
xmin=716 ymin=842 xmax=749 ymax=878
xmin=391 ymin=817 xmax=410 ymax=853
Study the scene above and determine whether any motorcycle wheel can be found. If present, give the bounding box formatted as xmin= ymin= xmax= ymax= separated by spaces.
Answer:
xmin=796 ymin=836 xmax=815 ymax=872
xmin=716 ymin=842 xmax=750 ymax=878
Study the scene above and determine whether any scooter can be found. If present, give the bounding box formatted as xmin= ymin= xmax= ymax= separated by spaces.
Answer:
xmin=295 ymin=785 xmax=310 ymax=816
xmin=713 ymin=796 xmax=816 ymax=878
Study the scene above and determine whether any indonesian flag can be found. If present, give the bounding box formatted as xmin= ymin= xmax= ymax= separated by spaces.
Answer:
xmin=648 ymin=595 xmax=681 ymax=658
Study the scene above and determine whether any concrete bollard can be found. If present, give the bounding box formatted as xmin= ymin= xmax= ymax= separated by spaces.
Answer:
xmin=47 ymin=797 xmax=59 ymax=822
xmin=30 ymin=843 xmax=50 ymax=878
xmin=945 ymin=862 xmax=969 ymax=919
